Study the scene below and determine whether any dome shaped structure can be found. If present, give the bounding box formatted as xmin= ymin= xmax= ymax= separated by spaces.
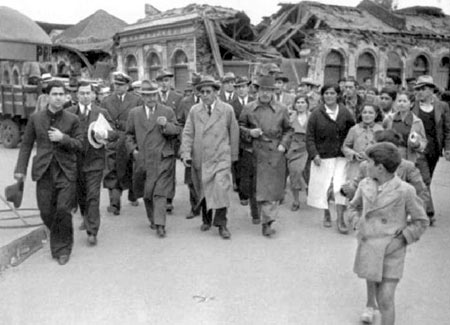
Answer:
xmin=0 ymin=6 xmax=51 ymax=45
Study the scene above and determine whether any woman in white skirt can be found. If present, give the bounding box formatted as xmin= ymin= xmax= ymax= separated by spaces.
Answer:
xmin=306 ymin=83 xmax=355 ymax=233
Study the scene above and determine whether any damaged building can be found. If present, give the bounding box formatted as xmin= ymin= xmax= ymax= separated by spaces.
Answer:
xmin=257 ymin=0 xmax=450 ymax=89
xmin=115 ymin=4 xmax=280 ymax=90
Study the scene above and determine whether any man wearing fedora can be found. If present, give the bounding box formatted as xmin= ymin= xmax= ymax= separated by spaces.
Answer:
xmin=66 ymin=81 xmax=117 ymax=245
xmin=35 ymin=73 xmax=53 ymax=112
xmin=178 ymin=74 xmax=203 ymax=219
xmin=126 ymin=80 xmax=181 ymax=238
xmin=230 ymin=76 xmax=257 ymax=209
xmin=219 ymin=72 xmax=238 ymax=103
xmin=14 ymin=80 xmax=83 ymax=265
xmin=101 ymin=72 xmax=143 ymax=215
xmin=156 ymin=69 xmax=183 ymax=213
xmin=181 ymin=75 xmax=239 ymax=239
xmin=274 ymin=74 xmax=295 ymax=108
xmin=412 ymin=75 xmax=450 ymax=225
xmin=63 ymin=77 xmax=79 ymax=109
xmin=239 ymin=75 xmax=293 ymax=237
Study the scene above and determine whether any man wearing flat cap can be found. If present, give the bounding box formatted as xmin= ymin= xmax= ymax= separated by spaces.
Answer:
xmin=230 ymin=76 xmax=257 ymax=210
xmin=156 ymin=69 xmax=183 ymax=213
xmin=101 ymin=72 xmax=143 ymax=215
xmin=239 ymin=75 xmax=293 ymax=237
xmin=274 ymin=74 xmax=295 ymax=108
xmin=126 ymin=80 xmax=181 ymax=238
xmin=14 ymin=80 xmax=83 ymax=265
xmin=219 ymin=72 xmax=238 ymax=103
xmin=181 ymin=76 xmax=239 ymax=239
xmin=178 ymin=73 xmax=203 ymax=219
xmin=412 ymin=75 xmax=450 ymax=225
xmin=66 ymin=81 xmax=117 ymax=245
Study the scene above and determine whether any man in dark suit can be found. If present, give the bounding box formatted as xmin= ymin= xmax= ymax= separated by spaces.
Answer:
xmin=156 ymin=69 xmax=183 ymax=213
xmin=230 ymin=76 xmax=257 ymax=213
xmin=101 ymin=72 xmax=143 ymax=215
xmin=67 ymin=82 xmax=117 ymax=245
xmin=219 ymin=72 xmax=238 ymax=103
xmin=177 ymin=74 xmax=202 ymax=219
xmin=126 ymin=80 xmax=181 ymax=237
xmin=14 ymin=80 xmax=83 ymax=265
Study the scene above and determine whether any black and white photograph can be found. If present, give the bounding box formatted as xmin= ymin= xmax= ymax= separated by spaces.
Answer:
xmin=0 ymin=0 xmax=449 ymax=324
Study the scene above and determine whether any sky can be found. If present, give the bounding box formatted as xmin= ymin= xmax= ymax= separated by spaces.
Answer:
xmin=2 ymin=0 xmax=449 ymax=25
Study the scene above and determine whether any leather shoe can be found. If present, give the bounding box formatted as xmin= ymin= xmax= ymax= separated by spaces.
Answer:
xmin=107 ymin=206 xmax=120 ymax=215
xmin=130 ymin=200 xmax=139 ymax=207
xmin=323 ymin=211 xmax=332 ymax=228
xmin=57 ymin=255 xmax=70 ymax=265
xmin=79 ymin=222 xmax=86 ymax=231
xmin=156 ymin=225 xmax=166 ymax=238
xmin=186 ymin=211 xmax=199 ymax=219
xmin=88 ymin=235 xmax=97 ymax=246
xmin=166 ymin=203 xmax=174 ymax=213
xmin=262 ymin=222 xmax=276 ymax=237
xmin=240 ymin=199 xmax=249 ymax=206
xmin=149 ymin=222 xmax=156 ymax=230
xmin=218 ymin=226 xmax=231 ymax=239
xmin=252 ymin=218 xmax=261 ymax=225
xmin=200 ymin=223 xmax=211 ymax=231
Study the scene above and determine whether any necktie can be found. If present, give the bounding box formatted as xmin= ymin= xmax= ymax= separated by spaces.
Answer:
xmin=277 ymin=94 xmax=281 ymax=102
xmin=162 ymin=92 xmax=167 ymax=103
xmin=207 ymin=105 xmax=212 ymax=116
xmin=195 ymin=96 xmax=199 ymax=104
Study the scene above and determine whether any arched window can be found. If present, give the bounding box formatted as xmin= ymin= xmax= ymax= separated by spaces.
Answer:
xmin=356 ymin=52 xmax=375 ymax=85
xmin=436 ymin=56 xmax=450 ymax=90
xmin=125 ymin=55 xmax=138 ymax=81
xmin=386 ymin=52 xmax=403 ymax=80
xmin=412 ymin=55 xmax=429 ymax=78
xmin=12 ymin=69 xmax=20 ymax=85
xmin=324 ymin=50 xmax=345 ymax=84
xmin=172 ymin=50 xmax=189 ymax=90
xmin=146 ymin=52 xmax=161 ymax=81
xmin=3 ymin=70 xmax=10 ymax=84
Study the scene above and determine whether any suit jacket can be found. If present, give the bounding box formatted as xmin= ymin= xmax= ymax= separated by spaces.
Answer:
xmin=412 ymin=100 xmax=450 ymax=155
xmin=158 ymin=90 xmax=182 ymax=117
xmin=66 ymin=104 xmax=118 ymax=172
xmin=101 ymin=92 xmax=143 ymax=132
xmin=15 ymin=108 xmax=83 ymax=182
xmin=230 ymin=95 xmax=255 ymax=120
xmin=126 ymin=104 xmax=181 ymax=198
xmin=219 ymin=90 xmax=238 ymax=104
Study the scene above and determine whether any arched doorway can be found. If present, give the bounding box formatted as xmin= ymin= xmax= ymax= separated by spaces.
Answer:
xmin=436 ymin=56 xmax=449 ymax=90
xmin=172 ymin=50 xmax=189 ymax=90
xmin=12 ymin=69 xmax=20 ymax=85
xmin=324 ymin=50 xmax=345 ymax=84
xmin=125 ymin=55 xmax=138 ymax=81
xmin=386 ymin=52 xmax=403 ymax=80
xmin=356 ymin=52 xmax=376 ymax=85
xmin=146 ymin=52 xmax=161 ymax=81
xmin=412 ymin=55 xmax=429 ymax=78
xmin=3 ymin=70 xmax=11 ymax=84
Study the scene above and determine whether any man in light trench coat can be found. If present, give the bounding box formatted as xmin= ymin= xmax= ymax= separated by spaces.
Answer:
xmin=126 ymin=80 xmax=181 ymax=238
xmin=239 ymin=75 xmax=293 ymax=237
xmin=180 ymin=76 xmax=240 ymax=239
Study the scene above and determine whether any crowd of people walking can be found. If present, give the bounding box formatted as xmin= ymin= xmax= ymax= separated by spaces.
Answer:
xmin=10 ymin=65 xmax=450 ymax=324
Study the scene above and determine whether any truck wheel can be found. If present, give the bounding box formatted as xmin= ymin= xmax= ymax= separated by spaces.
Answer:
xmin=2 ymin=119 xmax=21 ymax=148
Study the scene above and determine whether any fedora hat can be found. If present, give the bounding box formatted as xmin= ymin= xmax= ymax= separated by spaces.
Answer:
xmin=221 ymin=72 xmax=236 ymax=83
xmin=41 ymin=73 xmax=53 ymax=82
xmin=191 ymin=73 xmax=202 ymax=86
xmin=275 ymin=74 xmax=289 ymax=83
xmin=155 ymin=69 xmax=174 ymax=81
xmin=112 ymin=72 xmax=132 ymax=85
xmin=138 ymin=80 xmax=159 ymax=95
xmin=234 ymin=76 xmax=251 ymax=87
xmin=87 ymin=113 xmax=113 ymax=149
xmin=414 ymin=75 xmax=436 ymax=89
xmin=5 ymin=180 xmax=24 ymax=208
xmin=299 ymin=77 xmax=318 ymax=87
xmin=253 ymin=75 xmax=276 ymax=89
xmin=66 ymin=77 xmax=79 ymax=92
xmin=131 ymin=80 xmax=142 ymax=89
xmin=195 ymin=75 xmax=220 ymax=91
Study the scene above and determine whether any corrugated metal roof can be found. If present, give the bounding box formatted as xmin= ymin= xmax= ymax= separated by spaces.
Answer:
xmin=0 ymin=6 xmax=51 ymax=45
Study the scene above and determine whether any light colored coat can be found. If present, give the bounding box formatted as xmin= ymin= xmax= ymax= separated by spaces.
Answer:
xmin=126 ymin=104 xmax=180 ymax=199
xmin=181 ymin=100 xmax=239 ymax=209
xmin=349 ymin=176 xmax=428 ymax=281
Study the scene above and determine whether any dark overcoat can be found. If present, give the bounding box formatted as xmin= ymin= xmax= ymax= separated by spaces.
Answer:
xmin=126 ymin=104 xmax=180 ymax=199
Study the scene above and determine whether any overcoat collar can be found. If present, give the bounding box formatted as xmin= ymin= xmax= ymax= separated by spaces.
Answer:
xmin=199 ymin=101 xmax=224 ymax=132
xmin=360 ymin=176 xmax=402 ymax=214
